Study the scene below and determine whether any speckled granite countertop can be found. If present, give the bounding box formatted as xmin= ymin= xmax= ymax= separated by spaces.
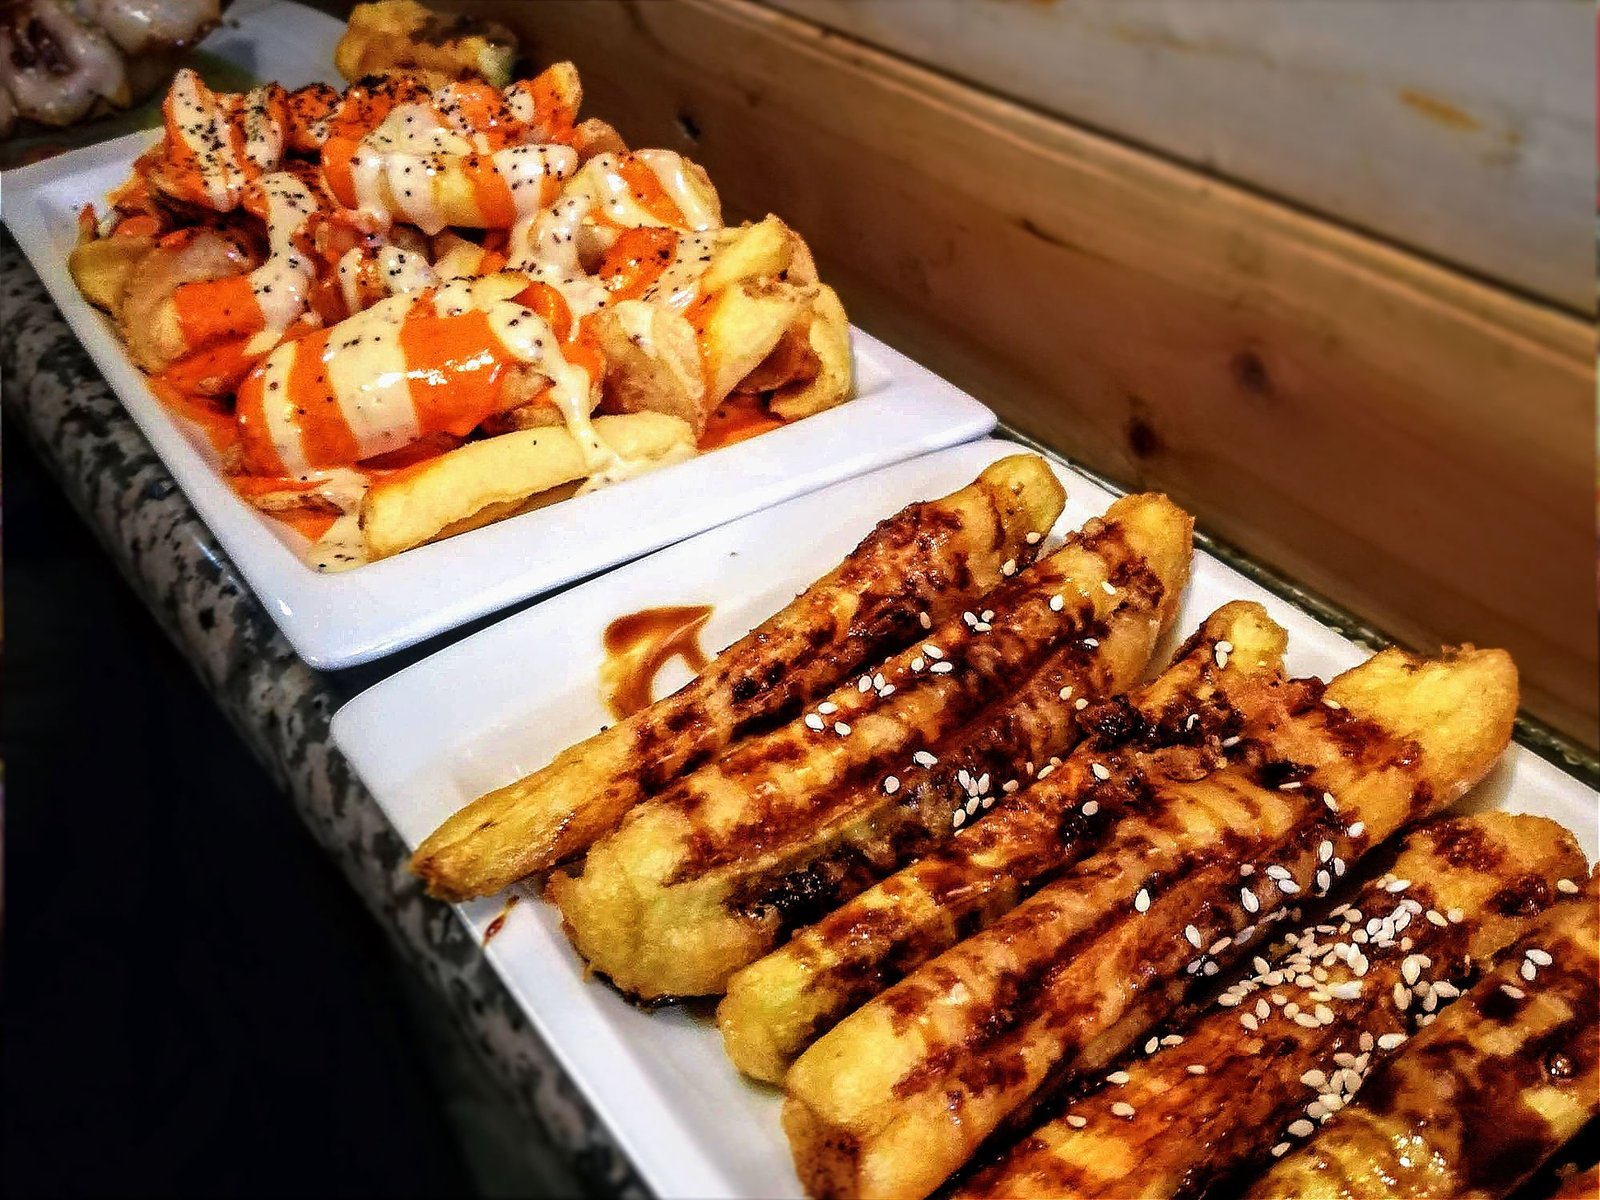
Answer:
xmin=0 ymin=239 xmax=648 ymax=1200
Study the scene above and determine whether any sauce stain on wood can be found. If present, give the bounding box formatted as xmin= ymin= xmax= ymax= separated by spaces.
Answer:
xmin=1398 ymin=88 xmax=1482 ymax=132
xmin=602 ymin=604 xmax=715 ymax=720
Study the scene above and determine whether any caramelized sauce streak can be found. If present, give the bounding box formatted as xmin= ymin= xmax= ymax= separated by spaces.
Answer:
xmin=601 ymin=605 xmax=714 ymax=720
xmin=482 ymin=893 xmax=520 ymax=944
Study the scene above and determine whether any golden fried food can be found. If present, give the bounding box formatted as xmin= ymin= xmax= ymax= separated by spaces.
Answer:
xmin=719 ymin=600 xmax=1288 ymax=1083
xmin=410 ymin=455 xmax=1068 ymax=899
xmin=76 ymin=58 xmax=856 ymax=569
xmin=359 ymin=412 xmax=696 ymax=561
xmin=782 ymin=645 xmax=1517 ymax=1200
xmin=550 ymin=492 xmax=1193 ymax=999
xmin=956 ymin=812 xmax=1586 ymax=1199
xmin=335 ymin=0 xmax=518 ymax=88
xmin=1249 ymin=868 xmax=1599 ymax=1200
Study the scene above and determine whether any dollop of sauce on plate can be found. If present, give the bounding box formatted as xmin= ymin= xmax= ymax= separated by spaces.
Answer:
xmin=600 ymin=605 xmax=714 ymax=720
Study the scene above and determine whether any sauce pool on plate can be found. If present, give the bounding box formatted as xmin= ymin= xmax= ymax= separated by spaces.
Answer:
xmin=600 ymin=604 xmax=715 ymax=720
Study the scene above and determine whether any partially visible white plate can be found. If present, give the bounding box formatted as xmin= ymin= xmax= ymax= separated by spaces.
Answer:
xmin=1 ymin=96 xmax=994 ymax=670
xmin=332 ymin=437 xmax=1599 ymax=1200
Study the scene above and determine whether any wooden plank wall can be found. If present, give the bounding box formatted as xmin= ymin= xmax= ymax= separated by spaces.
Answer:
xmin=469 ymin=0 xmax=1597 ymax=747
xmin=765 ymin=0 xmax=1596 ymax=313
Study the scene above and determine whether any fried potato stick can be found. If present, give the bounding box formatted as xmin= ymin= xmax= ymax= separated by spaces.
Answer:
xmin=782 ymin=645 xmax=1517 ymax=1200
xmin=1249 ymin=867 xmax=1599 ymax=1200
xmin=719 ymin=601 xmax=1287 ymax=1083
xmin=411 ymin=454 xmax=1067 ymax=899
xmin=956 ymin=812 xmax=1585 ymax=1199
xmin=550 ymin=492 xmax=1192 ymax=999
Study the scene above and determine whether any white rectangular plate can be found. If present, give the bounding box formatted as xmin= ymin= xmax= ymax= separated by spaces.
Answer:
xmin=333 ymin=437 xmax=1599 ymax=1199
xmin=0 ymin=47 xmax=994 ymax=670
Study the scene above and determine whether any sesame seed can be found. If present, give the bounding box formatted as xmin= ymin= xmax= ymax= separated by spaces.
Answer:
xmin=1107 ymin=1070 xmax=1130 ymax=1084
xmin=834 ymin=722 xmax=853 ymax=736
xmin=1242 ymin=888 xmax=1260 ymax=913
xmin=1241 ymin=1013 xmax=1259 ymax=1030
xmin=1184 ymin=925 xmax=1202 ymax=948
xmin=1267 ymin=866 xmax=1291 ymax=881
xmin=1526 ymin=948 xmax=1553 ymax=966
xmin=1135 ymin=889 xmax=1152 ymax=913
xmin=1083 ymin=638 xmax=1100 ymax=648
xmin=1377 ymin=1032 xmax=1406 ymax=1051
xmin=1082 ymin=801 xmax=1100 ymax=816
xmin=818 ymin=701 xmax=838 ymax=715
xmin=1026 ymin=531 xmax=1043 ymax=545
xmin=1092 ymin=763 xmax=1112 ymax=781
xmin=1066 ymin=1114 xmax=1087 ymax=1128
xmin=1393 ymin=982 xmax=1411 ymax=1011
xmin=1075 ymin=698 xmax=1089 ymax=710
xmin=804 ymin=714 xmax=824 ymax=731
xmin=1501 ymin=984 xmax=1525 ymax=1000
xmin=1288 ymin=1119 xmax=1315 ymax=1138
xmin=1210 ymin=937 xmax=1233 ymax=955
xmin=952 ymin=809 xmax=966 ymax=828
xmin=1003 ymin=780 xmax=1020 ymax=793
xmin=911 ymin=658 xmax=925 ymax=672
xmin=1271 ymin=1143 xmax=1291 ymax=1157
xmin=1001 ymin=559 xmax=1017 ymax=576
xmin=1347 ymin=822 xmax=1366 ymax=838
xmin=930 ymin=661 xmax=954 ymax=674
xmin=1101 ymin=580 xmax=1117 ymax=596
xmin=883 ymin=776 xmax=900 ymax=795
xmin=859 ymin=675 xmax=874 ymax=691
xmin=924 ymin=645 xmax=943 ymax=659
xmin=1557 ymin=878 xmax=1579 ymax=894
xmin=1386 ymin=878 xmax=1411 ymax=893
xmin=1050 ymin=595 xmax=1065 ymax=612
xmin=1059 ymin=686 xmax=1074 ymax=701
xmin=919 ymin=611 xmax=932 ymax=629
xmin=914 ymin=751 xmax=938 ymax=768
xmin=1520 ymin=960 xmax=1537 ymax=981
xmin=1447 ymin=908 xmax=1464 ymax=924
xmin=1314 ymin=1004 xmax=1335 ymax=1025
xmin=1111 ymin=1102 xmax=1136 ymax=1119
xmin=1426 ymin=910 xmax=1448 ymax=927
xmin=1301 ymin=1069 xmax=1327 ymax=1088
xmin=1241 ymin=864 xmax=1256 ymax=877
xmin=1145 ymin=1037 xmax=1160 ymax=1054
xmin=1222 ymin=735 xmax=1243 ymax=749
xmin=1187 ymin=1064 xmax=1206 ymax=1075
xmin=879 ymin=685 xmax=896 ymax=698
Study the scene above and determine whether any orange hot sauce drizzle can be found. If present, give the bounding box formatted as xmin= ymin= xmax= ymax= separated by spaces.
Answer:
xmin=173 ymin=274 xmax=265 ymax=348
xmin=612 ymin=156 xmax=687 ymax=227
xmin=398 ymin=305 xmax=510 ymax=438
xmin=597 ymin=226 xmax=679 ymax=301
xmin=700 ymin=393 xmax=785 ymax=451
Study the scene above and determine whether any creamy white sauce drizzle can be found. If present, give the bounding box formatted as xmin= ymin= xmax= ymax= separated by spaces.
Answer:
xmin=168 ymin=67 xmax=247 ymax=211
xmin=240 ymin=86 xmax=284 ymax=173
xmin=635 ymin=149 xmax=719 ymax=232
xmin=504 ymin=196 xmax=610 ymax=317
xmin=638 ymin=231 xmax=719 ymax=312
xmin=243 ymin=172 xmax=317 ymax=355
xmin=492 ymin=143 xmax=578 ymax=218
xmin=324 ymin=296 xmax=420 ymax=458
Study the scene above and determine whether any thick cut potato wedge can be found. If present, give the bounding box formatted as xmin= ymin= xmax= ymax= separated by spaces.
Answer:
xmin=595 ymin=216 xmax=819 ymax=434
xmin=550 ymin=493 xmax=1193 ymax=1000
xmin=359 ymin=412 xmax=694 ymax=561
xmin=336 ymin=0 xmax=518 ymax=87
xmin=116 ymin=231 xmax=253 ymax=374
xmin=719 ymin=601 xmax=1288 ymax=1083
xmin=782 ymin=645 xmax=1517 ymax=1200
xmin=410 ymin=455 xmax=1068 ymax=899
xmin=957 ymin=812 xmax=1586 ymax=1199
xmin=69 ymin=234 xmax=155 ymax=313
xmin=1248 ymin=867 xmax=1599 ymax=1200
xmin=767 ymin=285 xmax=853 ymax=421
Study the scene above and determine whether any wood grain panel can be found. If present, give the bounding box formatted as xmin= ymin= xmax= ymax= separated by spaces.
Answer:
xmin=467 ymin=0 xmax=1597 ymax=746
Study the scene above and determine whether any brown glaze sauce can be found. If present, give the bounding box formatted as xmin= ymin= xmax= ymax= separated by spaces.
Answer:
xmin=482 ymin=893 xmax=519 ymax=944
xmin=600 ymin=605 xmax=715 ymax=721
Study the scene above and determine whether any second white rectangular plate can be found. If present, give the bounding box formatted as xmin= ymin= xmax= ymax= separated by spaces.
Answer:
xmin=2 ymin=122 xmax=994 ymax=669
xmin=333 ymin=437 xmax=1598 ymax=1199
